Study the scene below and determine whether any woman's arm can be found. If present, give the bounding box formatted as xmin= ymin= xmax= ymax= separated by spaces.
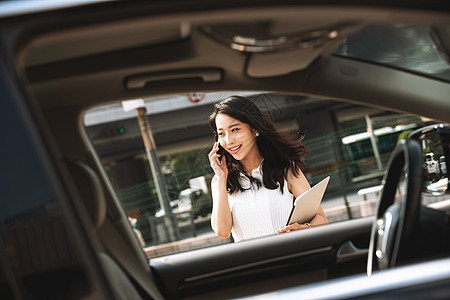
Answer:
xmin=209 ymin=143 xmax=232 ymax=238
xmin=286 ymin=166 xmax=311 ymax=197
xmin=309 ymin=204 xmax=329 ymax=226
xmin=210 ymin=174 xmax=233 ymax=238
xmin=277 ymin=167 xmax=329 ymax=233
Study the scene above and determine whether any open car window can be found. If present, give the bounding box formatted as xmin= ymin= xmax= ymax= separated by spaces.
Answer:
xmin=83 ymin=92 xmax=446 ymax=258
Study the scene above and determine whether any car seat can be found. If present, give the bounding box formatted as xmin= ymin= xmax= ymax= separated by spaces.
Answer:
xmin=65 ymin=159 xmax=145 ymax=299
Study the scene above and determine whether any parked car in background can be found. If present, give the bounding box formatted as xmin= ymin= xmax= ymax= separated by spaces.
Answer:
xmin=425 ymin=152 xmax=441 ymax=182
xmin=155 ymin=189 xmax=193 ymax=217
xmin=1 ymin=1 xmax=450 ymax=299
xmin=174 ymin=188 xmax=194 ymax=213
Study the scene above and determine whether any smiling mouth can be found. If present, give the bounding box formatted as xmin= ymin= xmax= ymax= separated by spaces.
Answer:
xmin=228 ymin=145 xmax=242 ymax=154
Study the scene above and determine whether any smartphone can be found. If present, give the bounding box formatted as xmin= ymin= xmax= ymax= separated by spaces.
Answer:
xmin=216 ymin=143 xmax=225 ymax=165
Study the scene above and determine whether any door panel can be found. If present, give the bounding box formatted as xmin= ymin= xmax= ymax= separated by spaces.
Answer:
xmin=150 ymin=217 xmax=372 ymax=299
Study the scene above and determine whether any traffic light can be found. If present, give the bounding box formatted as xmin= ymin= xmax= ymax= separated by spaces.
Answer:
xmin=103 ymin=126 xmax=126 ymax=137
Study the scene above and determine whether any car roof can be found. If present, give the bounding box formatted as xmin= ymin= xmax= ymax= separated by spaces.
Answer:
xmin=2 ymin=1 xmax=450 ymax=121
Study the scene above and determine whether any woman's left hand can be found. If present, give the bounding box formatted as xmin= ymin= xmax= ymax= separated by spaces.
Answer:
xmin=277 ymin=223 xmax=310 ymax=234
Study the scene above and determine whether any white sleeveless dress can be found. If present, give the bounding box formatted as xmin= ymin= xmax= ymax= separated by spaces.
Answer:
xmin=226 ymin=162 xmax=294 ymax=242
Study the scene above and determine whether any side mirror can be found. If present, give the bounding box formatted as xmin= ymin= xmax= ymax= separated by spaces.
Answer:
xmin=409 ymin=123 xmax=450 ymax=195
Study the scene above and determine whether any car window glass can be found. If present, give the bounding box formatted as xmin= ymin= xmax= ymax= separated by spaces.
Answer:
xmin=83 ymin=92 xmax=447 ymax=258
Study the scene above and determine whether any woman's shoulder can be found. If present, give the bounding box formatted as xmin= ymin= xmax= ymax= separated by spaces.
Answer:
xmin=285 ymin=162 xmax=297 ymax=178
xmin=286 ymin=164 xmax=310 ymax=194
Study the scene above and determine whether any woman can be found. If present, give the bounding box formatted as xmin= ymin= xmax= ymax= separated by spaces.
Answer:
xmin=208 ymin=95 xmax=328 ymax=242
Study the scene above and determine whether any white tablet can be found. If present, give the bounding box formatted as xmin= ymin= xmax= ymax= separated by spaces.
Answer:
xmin=286 ymin=176 xmax=330 ymax=226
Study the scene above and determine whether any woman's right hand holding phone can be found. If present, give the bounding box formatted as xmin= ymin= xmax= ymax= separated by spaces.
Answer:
xmin=209 ymin=142 xmax=228 ymax=179
xmin=209 ymin=142 xmax=232 ymax=238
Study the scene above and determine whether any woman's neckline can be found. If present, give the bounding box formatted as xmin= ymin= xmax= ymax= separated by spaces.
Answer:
xmin=243 ymin=159 xmax=264 ymax=175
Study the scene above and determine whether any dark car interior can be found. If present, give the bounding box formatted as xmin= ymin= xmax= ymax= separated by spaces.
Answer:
xmin=1 ymin=1 xmax=450 ymax=299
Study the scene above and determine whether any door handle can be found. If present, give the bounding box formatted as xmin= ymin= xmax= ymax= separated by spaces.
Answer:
xmin=336 ymin=241 xmax=368 ymax=263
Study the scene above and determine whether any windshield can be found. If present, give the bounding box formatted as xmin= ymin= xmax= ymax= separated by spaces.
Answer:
xmin=334 ymin=24 xmax=450 ymax=83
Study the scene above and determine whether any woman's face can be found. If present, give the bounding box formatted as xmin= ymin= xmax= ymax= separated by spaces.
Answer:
xmin=215 ymin=113 xmax=258 ymax=161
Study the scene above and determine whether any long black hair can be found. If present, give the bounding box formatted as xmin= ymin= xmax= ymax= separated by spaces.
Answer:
xmin=208 ymin=95 xmax=307 ymax=194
